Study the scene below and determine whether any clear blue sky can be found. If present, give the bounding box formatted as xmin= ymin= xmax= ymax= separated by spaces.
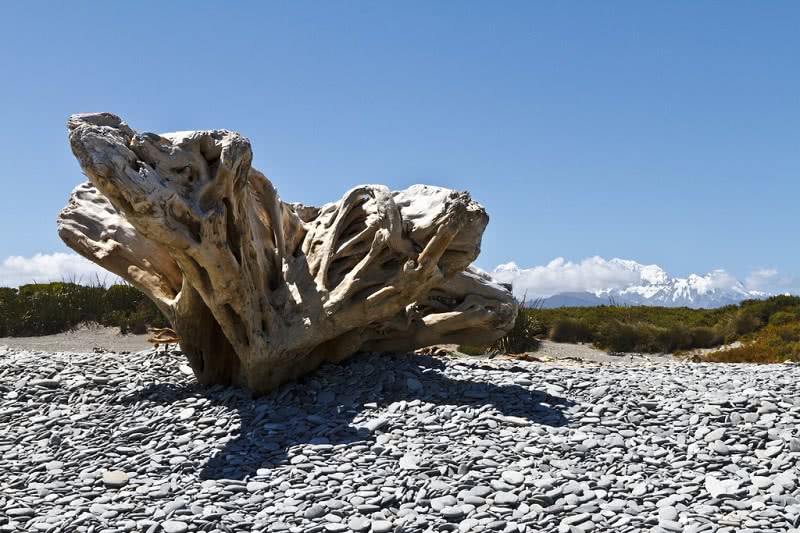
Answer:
xmin=0 ymin=1 xmax=798 ymax=284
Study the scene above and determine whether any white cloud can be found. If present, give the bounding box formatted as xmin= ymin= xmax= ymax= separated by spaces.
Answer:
xmin=0 ymin=253 xmax=120 ymax=287
xmin=706 ymin=269 xmax=739 ymax=290
xmin=744 ymin=268 xmax=778 ymax=291
xmin=745 ymin=268 xmax=798 ymax=293
xmin=491 ymin=256 xmax=800 ymax=300
xmin=491 ymin=256 xmax=646 ymax=298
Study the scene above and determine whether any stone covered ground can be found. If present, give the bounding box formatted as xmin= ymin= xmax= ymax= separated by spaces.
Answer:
xmin=1 ymin=347 xmax=800 ymax=533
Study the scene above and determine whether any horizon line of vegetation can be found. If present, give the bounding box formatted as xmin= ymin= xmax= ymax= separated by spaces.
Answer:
xmin=0 ymin=280 xmax=167 ymax=337
xmin=473 ymin=294 xmax=800 ymax=364
xmin=2 ymin=281 xmax=799 ymax=364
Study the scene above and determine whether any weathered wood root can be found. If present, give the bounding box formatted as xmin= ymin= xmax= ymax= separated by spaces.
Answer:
xmin=58 ymin=112 xmax=516 ymax=394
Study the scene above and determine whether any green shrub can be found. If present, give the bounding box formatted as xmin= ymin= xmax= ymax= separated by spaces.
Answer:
xmin=595 ymin=321 xmax=696 ymax=353
xmin=689 ymin=326 xmax=721 ymax=348
xmin=0 ymin=287 xmax=18 ymax=337
xmin=103 ymin=284 xmax=144 ymax=315
xmin=12 ymin=283 xmax=104 ymax=335
xmin=733 ymin=310 xmax=762 ymax=336
xmin=455 ymin=294 xmax=800 ymax=357
xmin=479 ymin=295 xmax=800 ymax=356
xmin=768 ymin=311 xmax=798 ymax=327
xmin=655 ymin=324 xmax=692 ymax=353
xmin=0 ymin=282 xmax=167 ymax=337
xmin=100 ymin=284 xmax=167 ymax=333
xmin=740 ymin=295 xmax=800 ymax=324
xmin=596 ymin=321 xmax=640 ymax=353
xmin=549 ymin=318 xmax=593 ymax=343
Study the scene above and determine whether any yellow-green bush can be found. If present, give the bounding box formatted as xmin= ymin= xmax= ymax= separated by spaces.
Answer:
xmin=768 ymin=310 xmax=798 ymax=326
xmin=704 ymin=322 xmax=800 ymax=363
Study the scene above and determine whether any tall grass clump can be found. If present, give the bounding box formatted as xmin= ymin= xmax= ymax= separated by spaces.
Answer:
xmin=595 ymin=321 xmax=648 ymax=353
xmin=548 ymin=317 xmax=593 ymax=343
xmin=459 ymin=298 xmax=543 ymax=356
xmin=491 ymin=306 xmax=542 ymax=354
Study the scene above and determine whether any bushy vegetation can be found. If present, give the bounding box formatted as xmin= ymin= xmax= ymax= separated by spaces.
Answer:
xmin=518 ymin=295 xmax=800 ymax=355
xmin=594 ymin=321 xmax=703 ymax=353
xmin=0 ymin=282 xmax=168 ymax=337
xmin=457 ymin=295 xmax=800 ymax=359
xmin=703 ymin=321 xmax=800 ymax=363
xmin=5 ymin=280 xmax=797 ymax=364
xmin=549 ymin=317 xmax=593 ymax=343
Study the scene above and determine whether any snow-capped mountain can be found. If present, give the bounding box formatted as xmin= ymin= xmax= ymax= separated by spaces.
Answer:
xmin=491 ymin=258 xmax=767 ymax=309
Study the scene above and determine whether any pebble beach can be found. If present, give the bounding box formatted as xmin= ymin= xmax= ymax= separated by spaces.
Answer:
xmin=2 ymin=347 xmax=800 ymax=533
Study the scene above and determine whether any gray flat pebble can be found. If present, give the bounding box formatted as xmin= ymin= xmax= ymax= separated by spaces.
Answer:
xmin=161 ymin=521 xmax=188 ymax=533
xmin=494 ymin=491 xmax=518 ymax=505
xmin=658 ymin=506 xmax=678 ymax=522
xmin=348 ymin=516 xmax=370 ymax=531
xmin=501 ymin=470 xmax=524 ymax=486
xmin=371 ymin=521 xmax=393 ymax=533
xmin=102 ymin=469 xmax=129 ymax=488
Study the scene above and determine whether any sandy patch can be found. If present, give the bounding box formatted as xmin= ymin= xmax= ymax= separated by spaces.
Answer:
xmin=0 ymin=324 xmax=150 ymax=353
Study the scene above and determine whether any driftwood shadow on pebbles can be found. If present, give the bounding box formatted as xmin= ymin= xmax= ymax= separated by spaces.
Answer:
xmin=118 ymin=353 xmax=573 ymax=480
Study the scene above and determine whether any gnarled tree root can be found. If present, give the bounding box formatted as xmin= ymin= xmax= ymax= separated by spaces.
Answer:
xmin=58 ymin=113 xmax=516 ymax=394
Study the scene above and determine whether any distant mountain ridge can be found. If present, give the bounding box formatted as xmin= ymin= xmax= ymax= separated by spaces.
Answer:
xmin=492 ymin=258 xmax=767 ymax=309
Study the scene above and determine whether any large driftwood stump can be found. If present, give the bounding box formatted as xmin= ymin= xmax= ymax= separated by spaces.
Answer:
xmin=58 ymin=113 xmax=516 ymax=394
